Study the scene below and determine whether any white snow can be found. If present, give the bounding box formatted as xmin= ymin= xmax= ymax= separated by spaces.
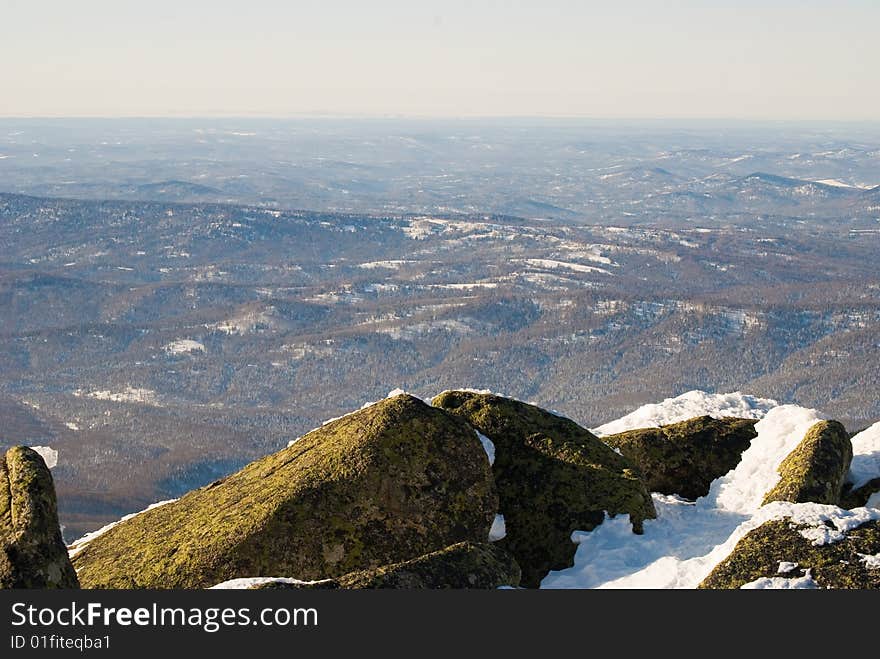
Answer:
xmin=515 ymin=258 xmax=611 ymax=276
xmin=476 ymin=431 xmax=495 ymax=466
xmin=64 ymin=422 xmax=80 ymax=431
xmin=358 ymin=260 xmax=412 ymax=270
xmin=740 ymin=570 xmax=820 ymax=589
xmin=489 ymin=514 xmax=507 ymax=542
xmin=164 ymin=339 xmax=206 ymax=355
xmin=29 ymin=446 xmax=58 ymax=469
xmin=857 ymin=552 xmax=880 ymax=569
xmin=68 ymin=499 xmax=178 ymax=559
xmin=777 ymin=561 xmax=798 ymax=574
xmin=593 ymin=390 xmax=778 ymax=436
xmin=848 ymin=422 xmax=880 ymax=490
xmin=540 ymin=395 xmax=880 ymax=589
xmin=209 ymin=577 xmax=334 ymax=589
xmin=75 ymin=387 xmax=159 ymax=405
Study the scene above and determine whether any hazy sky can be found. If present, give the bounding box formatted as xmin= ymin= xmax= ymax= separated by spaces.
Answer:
xmin=2 ymin=0 xmax=878 ymax=120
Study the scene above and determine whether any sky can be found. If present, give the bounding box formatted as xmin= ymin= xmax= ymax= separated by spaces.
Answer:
xmin=1 ymin=0 xmax=878 ymax=120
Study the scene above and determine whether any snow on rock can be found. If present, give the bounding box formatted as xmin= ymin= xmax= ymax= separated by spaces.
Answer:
xmin=740 ymin=569 xmax=820 ymax=589
xmin=209 ymin=577 xmax=333 ymax=589
xmin=713 ymin=404 xmax=825 ymax=514
xmin=857 ymin=552 xmax=880 ymax=570
xmin=592 ymin=390 xmax=778 ymax=436
xmin=848 ymin=422 xmax=880 ymax=489
xmin=489 ymin=514 xmax=507 ymax=542
xmin=540 ymin=396 xmax=859 ymax=589
xmin=67 ymin=499 xmax=178 ymax=559
xmin=777 ymin=561 xmax=798 ymax=574
xmin=476 ymin=431 xmax=495 ymax=466
xmin=164 ymin=339 xmax=206 ymax=355
xmin=29 ymin=446 xmax=58 ymax=469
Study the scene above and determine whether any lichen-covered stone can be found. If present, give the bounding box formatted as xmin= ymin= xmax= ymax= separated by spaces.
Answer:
xmin=253 ymin=542 xmax=521 ymax=589
xmin=602 ymin=416 xmax=758 ymax=500
xmin=432 ymin=391 xmax=655 ymax=588
xmin=1 ymin=447 xmax=79 ymax=589
xmin=699 ymin=517 xmax=880 ymax=589
xmin=761 ymin=420 xmax=853 ymax=506
xmin=72 ymin=394 xmax=497 ymax=589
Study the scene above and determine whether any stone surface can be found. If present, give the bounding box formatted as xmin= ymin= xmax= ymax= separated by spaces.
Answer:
xmin=602 ymin=416 xmax=758 ymax=500
xmin=72 ymin=394 xmax=496 ymax=588
xmin=1 ymin=447 xmax=79 ymax=589
xmin=433 ymin=390 xmax=655 ymax=588
xmin=699 ymin=517 xmax=880 ymax=589
xmin=762 ymin=420 xmax=853 ymax=506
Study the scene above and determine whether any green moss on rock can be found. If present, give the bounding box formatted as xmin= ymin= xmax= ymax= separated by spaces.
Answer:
xmin=699 ymin=518 xmax=880 ymax=589
xmin=432 ymin=390 xmax=655 ymax=588
xmin=72 ymin=394 xmax=497 ymax=589
xmin=254 ymin=542 xmax=521 ymax=589
xmin=602 ymin=416 xmax=758 ymax=500
xmin=761 ymin=420 xmax=853 ymax=506
xmin=1 ymin=447 xmax=79 ymax=589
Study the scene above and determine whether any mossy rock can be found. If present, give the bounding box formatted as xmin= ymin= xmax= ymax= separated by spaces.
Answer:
xmin=253 ymin=542 xmax=521 ymax=589
xmin=1 ymin=447 xmax=79 ymax=589
xmin=432 ymin=391 xmax=655 ymax=588
xmin=602 ymin=416 xmax=758 ymax=500
xmin=762 ymin=421 xmax=853 ymax=506
xmin=699 ymin=517 xmax=880 ymax=589
xmin=72 ymin=394 xmax=497 ymax=588
xmin=840 ymin=478 xmax=880 ymax=509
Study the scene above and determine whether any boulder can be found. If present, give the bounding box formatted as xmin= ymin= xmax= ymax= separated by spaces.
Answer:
xmin=72 ymin=394 xmax=497 ymax=588
xmin=433 ymin=391 xmax=655 ymax=588
xmin=602 ymin=416 xmax=758 ymax=500
xmin=699 ymin=516 xmax=880 ymax=589
xmin=1 ymin=447 xmax=79 ymax=588
xmin=251 ymin=542 xmax=521 ymax=589
xmin=761 ymin=420 xmax=853 ymax=506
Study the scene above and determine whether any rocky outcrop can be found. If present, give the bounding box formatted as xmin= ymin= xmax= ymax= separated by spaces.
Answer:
xmin=1 ymin=447 xmax=79 ymax=589
xmin=433 ymin=391 xmax=655 ymax=588
xmin=252 ymin=542 xmax=521 ymax=589
xmin=602 ymin=416 xmax=758 ymax=500
xmin=72 ymin=394 xmax=497 ymax=588
xmin=699 ymin=516 xmax=880 ymax=589
xmin=762 ymin=421 xmax=853 ymax=506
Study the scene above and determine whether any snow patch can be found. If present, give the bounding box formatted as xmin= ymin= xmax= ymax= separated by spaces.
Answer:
xmin=489 ymin=514 xmax=507 ymax=542
xmin=848 ymin=422 xmax=880 ymax=489
xmin=777 ymin=561 xmax=798 ymax=574
xmin=593 ymin=390 xmax=777 ymax=436
xmin=29 ymin=446 xmax=58 ymax=469
xmin=164 ymin=339 xmax=206 ymax=355
xmin=740 ymin=569 xmax=820 ymax=589
xmin=476 ymin=431 xmax=495 ymax=466
xmin=209 ymin=577 xmax=334 ymax=589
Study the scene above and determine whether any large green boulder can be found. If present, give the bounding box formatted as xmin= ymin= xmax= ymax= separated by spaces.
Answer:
xmin=72 ymin=394 xmax=497 ymax=588
xmin=432 ymin=391 xmax=655 ymax=588
xmin=762 ymin=421 xmax=853 ymax=506
xmin=1 ymin=447 xmax=79 ymax=588
xmin=699 ymin=516 xmax=880 ymax=589
xmin=249 ymin=542 xmax=521 ymax=589
xmin=602 ymin=416 xmax=758 ymax=500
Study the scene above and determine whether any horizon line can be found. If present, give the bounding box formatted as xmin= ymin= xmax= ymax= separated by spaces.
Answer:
xmin=2 ymin=113 xmax=880 ymax=125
